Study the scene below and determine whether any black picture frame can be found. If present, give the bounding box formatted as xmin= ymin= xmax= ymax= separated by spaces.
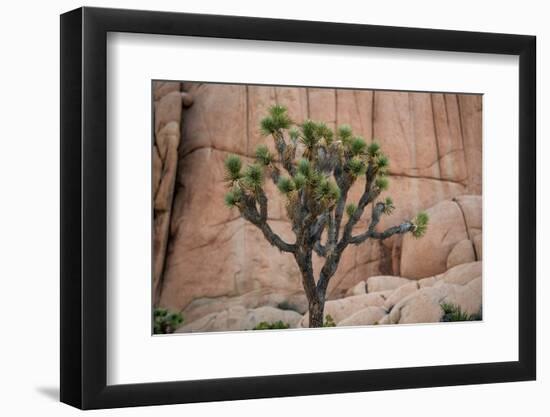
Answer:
xmin=60 ymin=6 xmax=536 ymax=410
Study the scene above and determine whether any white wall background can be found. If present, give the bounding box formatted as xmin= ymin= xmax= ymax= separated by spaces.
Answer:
xmin=0 ymin=0 xmax=545 ymax=415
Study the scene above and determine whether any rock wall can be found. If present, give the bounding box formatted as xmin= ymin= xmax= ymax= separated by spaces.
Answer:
xmin=152 ymin=82 xmax=482 ymax=315
xmin=152 ymin=82 xmax=192 ymax=304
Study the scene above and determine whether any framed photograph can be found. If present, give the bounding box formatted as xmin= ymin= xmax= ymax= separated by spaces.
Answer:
xmin=60 ymin=6 xmax=536 ymax=410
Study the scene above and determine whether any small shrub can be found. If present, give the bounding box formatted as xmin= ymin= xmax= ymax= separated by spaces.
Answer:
xmin=440 ymin=303 xmax=482 ymax=322
xmin=252 ymin=320 xmax=290 ymax=330
xmin=323 ymin=314 xmax=336 ymax=327
xmin=154 ymin=308 xmax=184 ymax=334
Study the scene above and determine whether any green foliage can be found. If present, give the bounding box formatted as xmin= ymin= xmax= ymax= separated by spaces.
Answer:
xmin=377 ymin=153 xmax=389 ymax=169
xmin=337 ymin=124 xmax=353 ymax=142
xmin=260 ymin=104 xmax=292 ymax=135
xmin=297 ymin=158 xmax=312 ymax=178
xmin=300 ymin=119 xmax=320 ymax=148
xmin=252 ymin=320 xmax=290 ymax=330
xmin=224 ymin=187 xmax=242 ymax=207
xmin=260 ymin=117 xmax=277 ymax=136
xmin=308 ymin=169 xmax=324 ymax=189
xmin=412 ymin=211 xmax=429 ymax=238
xmin=154 ymin=308 xmax=184 ymax=334
xmin=269 ymin=103 xmax=288 ymax=117
xmin=242 ymin=164 xmax=264 ymax=189
xmin=315 ymin=177 xmax=341 ymax=204
xmin=293 ymin=172 xmax=307 ymax=190
xmin=224 ymin=154 xmax=242 ymax=181
xmin=367 ymin=141 xmax=381 ymax=158
xmin=375 ymin=176 xmax=389 ymax=191
xmin=277 ymin=176 xmax=295 ymax=194
xmin=323 ymin=314 xmax=336 ymax=327
xmin=289 ymin=126 xmax=300 ymax=142
xmin=383 ymin=197 xmax=395 ymax=215
xmin=316 ymin=122 xmax=334 ymax=144
xmin=347 ymin=157 xmax=366 ymax=177
xmin=350 ymin=136 xmax=367 ymax=156
xmin=346 ymin=203 xmax=357 ymax=218
xmin=441 ymin=303 xmax=482 ymax=322
xmin=255 ymin=144 xmax=273 ymax=165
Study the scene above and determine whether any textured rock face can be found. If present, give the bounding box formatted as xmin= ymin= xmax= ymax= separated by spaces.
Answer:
xmin=387 ymin=276 xmax=482 ymax=324
xmin=180 ymin=289 xmax=308 ymax=324
xmin=152 ymin=82 xmax=193 ymax=304
xmin=400 ymin=195 xmax=482 ymax=279
xmin=385 ymin=261 xmax=482 ymax=324
xmin=338 ymin=307 xmax=387 ymax=327
xmin=366 ymin=276 xmax=413 ymax=293
xmin=153 ymin=83 xmax=482 ymax=322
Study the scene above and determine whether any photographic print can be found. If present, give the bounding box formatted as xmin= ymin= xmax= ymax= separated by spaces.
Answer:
xmin=152 ymin=81 xmax=482 ymax=334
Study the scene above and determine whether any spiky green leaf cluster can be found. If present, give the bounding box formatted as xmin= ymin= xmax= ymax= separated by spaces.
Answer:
xmin=224 ymin=154 xmax=242 ymax=182
xmin=316 ymin=122 xmax=334 ymax=144
xmin=377 ymin=153 xmax=389 ymax=169
xmin=297 ymin=158 xmax=312 ymax=178
xmin=308 ymin=170 xmax=324 ymax=189
xmin=346 ymin=203 xmax=357 ymax=218
xmin=300 ymin=119 xmax=320 ymax=148
xmin=255 ymin=144 xmax=273 ymax=166
xmin=224 ymin=187 xmax=243 ymax=207
xmin=289 ymin=126 xmax=300 ymax=142
xmin=382 ymin=197 xmax=395 ymax=215
xmin=315 ymin=177 xmax=340 ymax=203
xmin=277 ymin=176 xmax=295 ymax=194
xmin=412 ymin=211 xmax=429 ymax=238
xmin=337 ymin=124 xmax=353 ymax=143
xmin=242 ymin=164 xmax=264 ymax=189
xmin=367 ymin=141 xmax=381 ymax=158
xmin=293 ymin=172 xmax=307 ymax=190
xmin=260 ymin=104 xmax=292 ymax=135
xmin=347 ymin=157 xmax=366 ymax=177
xmin=350 ymin=136 xmax=367 ymax=156
xmin=375 ymin=176 xmax=389 ymax=191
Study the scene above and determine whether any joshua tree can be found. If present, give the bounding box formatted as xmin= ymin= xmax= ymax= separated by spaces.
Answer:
xmin=223 ymin=105 xmax=428 ymax=328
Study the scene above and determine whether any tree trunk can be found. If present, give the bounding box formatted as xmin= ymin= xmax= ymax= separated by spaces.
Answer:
xmin=309 ymin=297 xmax=325 ymax=328
xmin=294 ymin=250 xmax=325 ymax=328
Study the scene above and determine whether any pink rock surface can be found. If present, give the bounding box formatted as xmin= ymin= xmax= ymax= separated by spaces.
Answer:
xmin=153 ymin=83 xmax=482 ymax=315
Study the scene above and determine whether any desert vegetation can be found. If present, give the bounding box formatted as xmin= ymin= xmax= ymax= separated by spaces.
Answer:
xmin=153 ymin=308 xmax=184 ymax=334
xmin=223 ymin=105 xmax=428 ymax=327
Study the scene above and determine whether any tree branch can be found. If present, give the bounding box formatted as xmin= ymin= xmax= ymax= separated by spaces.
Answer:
xmin=269 ymin=165 xmax=281 ymax=186
xmin=309 ymin=212 xmax=328 ymax=241
xmin=327 ymin=211 xmax=336 ymax=246
xmin=338 ymin=164 xmax=379 ymax=249
xmin=367 ymin=201 xmax=385 ymax=233
xmin=316 ymin=250 xmax=343 ymax=295
xmin=313 ymin=241 xmax=327 ymax=257
xmin=294 ymin=249 xmax=318 ymax=302
xmin=239 ymin=190 xmax=296 ymax=253
xmin=349 ymin=221 xmax=414 ymax=245
xmin=333 ymin=172 xmax=352 ymax=242
xmin=273 ymin=131 xmax=296 ymax=176
xmin=310 ymin=212 xmax=328 ymax=257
